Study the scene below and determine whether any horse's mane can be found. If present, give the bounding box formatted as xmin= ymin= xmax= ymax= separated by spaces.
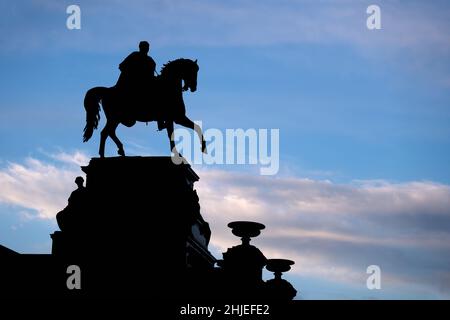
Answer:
xmin=159 ymin=58 xmax=192 ymax=77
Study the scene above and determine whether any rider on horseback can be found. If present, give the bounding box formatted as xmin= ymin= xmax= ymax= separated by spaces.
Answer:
xmin=116 ymin=41 xmax=165 ymax=130
xmin=117 ymin=41 xmax=156 ymax=91
xmin=83 ymin=58 xmax=206 ymax=157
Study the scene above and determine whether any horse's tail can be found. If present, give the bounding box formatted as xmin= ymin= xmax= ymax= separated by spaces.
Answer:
xmin=83 ymin=87 xmax=106 ymax=142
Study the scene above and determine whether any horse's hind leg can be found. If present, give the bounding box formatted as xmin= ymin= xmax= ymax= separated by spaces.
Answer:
xmin=99 ymin=123 xmax=109 ymax=158
xmin=109 ymin=121 xmax=125 ymax=156
xmin=174 ymin=116 xmax=207 ymax=153
xmin=99 ymin=121 xmax=124 ymax=157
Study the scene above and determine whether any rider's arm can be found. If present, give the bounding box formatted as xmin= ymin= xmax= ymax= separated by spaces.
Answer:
xmin=148 ymin=57 xmax=157 ymax=76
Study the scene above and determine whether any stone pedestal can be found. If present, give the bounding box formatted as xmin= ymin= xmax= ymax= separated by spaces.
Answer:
xmin=52 ymin=156 xmax=215 ymax=298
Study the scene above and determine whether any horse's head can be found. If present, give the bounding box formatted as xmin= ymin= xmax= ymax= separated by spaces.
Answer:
xmin=182 ymin=59 xmax=199 ymax=92
xmin=160 ymin=58 xmax=199 ymax=92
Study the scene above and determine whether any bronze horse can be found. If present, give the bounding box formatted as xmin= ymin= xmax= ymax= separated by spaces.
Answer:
xmin=82 ymin=58 xmax=206 ymax=157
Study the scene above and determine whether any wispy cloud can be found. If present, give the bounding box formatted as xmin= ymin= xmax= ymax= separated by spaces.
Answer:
xmin=2 ymin=1 xmax=449 ymax=52
xmin=48 ymin=150 xmax=90 ymax=166
xmin=0 ymin=151 xmax=88 ymax=219
xmin=1 ymin=151 xmax=449 ymax=298
xmin=2 ymin=0 xmax=448 ymax=92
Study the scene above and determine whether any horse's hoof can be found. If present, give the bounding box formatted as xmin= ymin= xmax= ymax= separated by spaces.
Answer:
xmin=118 ymin=149 xmax=125 ymax=156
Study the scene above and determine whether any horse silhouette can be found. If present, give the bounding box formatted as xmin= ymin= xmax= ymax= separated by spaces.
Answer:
xmin=82 ymin=58 xmax=206 ymax=157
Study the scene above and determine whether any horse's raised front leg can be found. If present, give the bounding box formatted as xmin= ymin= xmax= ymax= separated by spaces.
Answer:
xmin=166 ymin=121 xmax=177 ymax=154
xmin=166 ymin=121 xmax=186 ymax=164
xmin=109 ymin=121 xmax=125 ymax=156
xmin=174 ymin=115 xmax=207 ymax=153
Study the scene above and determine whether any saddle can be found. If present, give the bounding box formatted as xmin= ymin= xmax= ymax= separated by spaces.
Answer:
xmin=114 ymin=79 xmax=166 ymax=129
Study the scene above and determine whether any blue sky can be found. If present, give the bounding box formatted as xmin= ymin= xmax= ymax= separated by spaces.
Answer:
xmin=1 ymin=0 xmax=450 ymax=299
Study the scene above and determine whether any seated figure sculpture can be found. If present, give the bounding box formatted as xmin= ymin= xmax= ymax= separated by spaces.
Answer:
xmin=56 ymin=176 xmax=88 ymax=233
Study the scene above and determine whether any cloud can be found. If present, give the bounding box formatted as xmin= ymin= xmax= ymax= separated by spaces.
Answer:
xmin=1 ymin=151 xmax=449 ymax=298
xmin=0 ymin=152 xmax=88 ymax=219
xmin=195 ymin=170 xmax=450 ymax=298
